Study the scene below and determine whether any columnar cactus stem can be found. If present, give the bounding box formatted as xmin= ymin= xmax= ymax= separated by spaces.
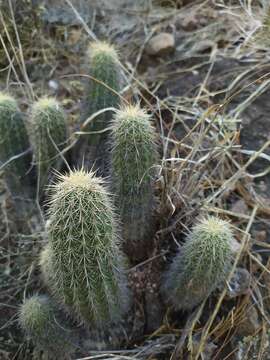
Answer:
xmin=79 ymin=41 xmax=121 ymax=175
xmin=111 ymin=104 xmax=158 ymax=262
xmin=162 ymin=216 xmax=234 ymax=310
xmin=19 ymin=295 xmax=72 ymax=357
xmin=0 ymin=92 xmax=32 ymax=199
xmin=29 ymin=97 xmax=67 ymax=191
xmin=45 ymin=169 xmax=130 ymax=328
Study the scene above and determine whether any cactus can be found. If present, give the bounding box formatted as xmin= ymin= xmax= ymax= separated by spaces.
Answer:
xmin=111 ymin=104 xmax=158 ymax=262
xmin=29 ymin=97 xmax=67 ymax=191
xmin=45 ymin=169 xmax=130 ymax=328
xmin=79 ymin=41 xmax=121 ymax=175
xmin=0 ymin=92 xmax=32 ymax=199
xmin=19 ymin=294 xmax=72 ymax=357
xmin=162 ymin=216 xmax=234 ymax=310
xmin=39 ymin=243 xmax=55 ymax=291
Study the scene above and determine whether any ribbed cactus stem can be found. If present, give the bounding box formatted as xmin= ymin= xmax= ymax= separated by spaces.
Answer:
xmin=162 ymin=216 xmax=234 ymax=310
xmin=0 ymin=92 xmax=32 ymax=200
xmin=29 ymin=97 xmax=67 ymax=191
xmin=45 ymin=169 xmax=130 ymax=328
xmin=111 ymin=104 xmax=158 ymax=262
xmin=19 ymin=295 xmax=72 ymax=356
xmin=79 ymin=41 xmax=121 ymax=175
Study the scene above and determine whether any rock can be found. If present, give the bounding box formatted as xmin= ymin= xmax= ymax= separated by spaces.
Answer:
xmin=146 ymin=33 xmax=175 ymax=57
xmin=231 ymin=199 xmax=248 ymax=215
xmin=226 ymin=268 xmax=251 ymax=298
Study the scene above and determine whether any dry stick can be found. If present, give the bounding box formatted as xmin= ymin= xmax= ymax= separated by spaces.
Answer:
xmin=0 ymin=33 xmax=25 ymax=94
xmin=7 ymin=0 xmax=35 ymax=100
xmin=193 ymin=205 xmax=258 ymax=360
xmin=0 ymin=11 xmax=23 ymax=77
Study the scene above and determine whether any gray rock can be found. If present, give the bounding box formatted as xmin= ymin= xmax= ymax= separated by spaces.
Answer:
xmin=146 ymin=33 xmax=175 ymax=56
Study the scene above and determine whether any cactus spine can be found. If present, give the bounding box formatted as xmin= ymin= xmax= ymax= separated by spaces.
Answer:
xmin=19 ymin=295 xmax=72 ymax=356
xmin=111 ymin=105 xmax=158 ymax=261
xmin=45 ymin=169 xmax=130 ymax=328
xmin=29 ymin=97 xmax=67 ymax=190
xmin=162 ymin=216 xmax=234 ymax=310
xmin=0 ymin=92 xmax=32 ymax=199
xmin=80 ymin=41 xmax=121 ymax=175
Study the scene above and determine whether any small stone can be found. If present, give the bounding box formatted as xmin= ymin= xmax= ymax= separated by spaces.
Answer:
xmin=48 ymin=79 xmax=59 ymax=92
xmin=231 ymin=199 xmax=248 ymax=215
xmin=146 ymin=33 xmax=175 ymax=56
xmin=226 ymin=267 xmax=251 ymax=298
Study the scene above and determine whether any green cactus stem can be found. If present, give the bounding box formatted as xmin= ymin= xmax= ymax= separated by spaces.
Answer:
xmin=78 ymin=41 xmax=121 ymax=175
xmin=162 ymin=216 xmax=234 ymax=310
xmin=45 ymin=169 xmax=130 ymax=328
xmin=19 ymin=294 xmax=73 ymax=357
xmin=0 ymin=92 xmax=32 ymax=200
xmin=111 ymin=104 xmax=158 ymax=262
xmin=29 ymin=97 xmax=67 ymax=191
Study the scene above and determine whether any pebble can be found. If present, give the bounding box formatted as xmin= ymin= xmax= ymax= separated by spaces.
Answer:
xmin=146 ymin=33 xmax=175 ymax=57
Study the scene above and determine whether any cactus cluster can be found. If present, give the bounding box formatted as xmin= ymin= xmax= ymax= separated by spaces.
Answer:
xmin=0 ymin=40 xmax=237 ymax=357
xmin=19 ymin=295 xmax=72 ymax=356
xmin=42 ymin=169 xmax=130 ymax=328
xmin=111 ymin=105 xmax=158 ymax=261
xmin=0 ymin=93 xmax=32 ymax=199
xmin=162 ymin=216 xmax=234 ymax=310
xmin=79 ymin=42 xmax=121 ymax=175
xmin=29 ymin=97 xmax=67 ymax=191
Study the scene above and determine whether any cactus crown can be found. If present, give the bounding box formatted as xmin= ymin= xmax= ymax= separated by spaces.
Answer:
xmin=46 ymin=169 xmax=129 ymax=327
xmin=88 ymin=41 xmax=119 ymax=62
xmin=31 ymin=97 xmax=65 ymax=130
xmin=181 ymin=216 xmax=233 ymax=288
xmin=112 ymin=104 xmax=157 ymax=194
xmin=0 ymin=92 xmax=17 ymax=110
xmin=58 ymin=168 xmax=104 ymax=192
xmin=19 ymin=295 xmax=55 ymax=338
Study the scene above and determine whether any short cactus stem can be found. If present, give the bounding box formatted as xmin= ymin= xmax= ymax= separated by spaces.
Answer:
xmin=162 ymin=216 xmax=234 ymax=310
xmin=78 ymin=41 xmax=121 ymax=175
xmin=19 ymin=294 xmax=73 ymax=357
xmin=45 ymin=169 xmax=130 ymax=329
xmin=39 ymin=243 xmax=54 ymax=291
xmin=111 ymin=104 xmax=158 ymax=262
xmin=29 ymin=97 xmax=67 ymax=192
xmin=0 ymin=92 xmax=32 ymax=200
